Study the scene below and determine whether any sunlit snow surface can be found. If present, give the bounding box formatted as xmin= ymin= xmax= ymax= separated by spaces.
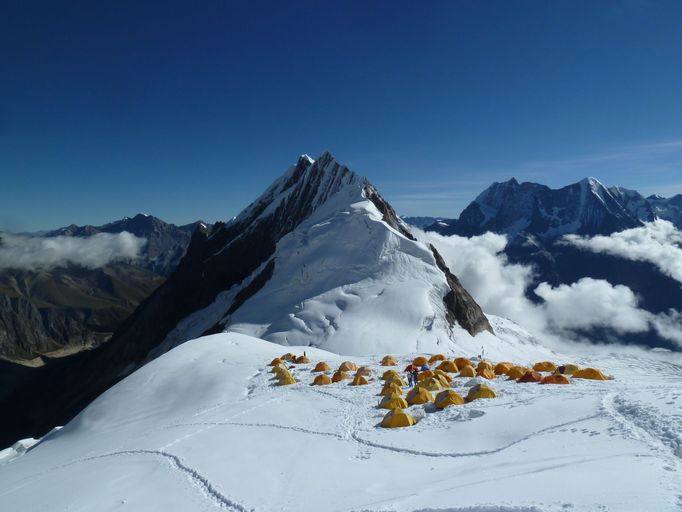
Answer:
xmin=2 ymin=332 xmax=682 ymax=512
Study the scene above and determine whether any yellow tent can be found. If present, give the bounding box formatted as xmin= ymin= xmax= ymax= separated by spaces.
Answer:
xmin=381 ymin=409 xmax=416 ymax=428
xmin=573 ymin=368 xmax=609 ymax=380
xmin=435 ymin=389 xmax=465 ymax=409
xmin=554 ymin=363 xmax=580 ymax=375
xmin=332 ymin=370 xmax=349 ymax=383
xmin=406 ymin=386 xmax=434 ymax=405
xmin=378 ymin=395 xmax=409 ymax=410
xmin=384 ymin=376 xmax=407 ymax=387
xmin=380 ymin=383 xmax=404 ymax=396
xmin=270 ymin=365 xmax=286 ymax=374
xmin=466 ymin=383 xmax=496 ymax=402
xmin=477 ymin=360 xmax=494 ymax=372
xmin=350 ymin=375 xmax=369 ymax=386
xmin=459 ymin=365 xmax=476 ymax=378
xmin=417 ymin=377 xmax=443 ymax=392
xmin=339 ymin=361 xmax=358 ymax=372
xmin=429 ymin=354 xmax=446 ymax=363
xmin=454 ymin=357 xmax=472 ymax=369
xmin=356 ymin=367 xmax=373 ymax=378
xmin=312 ymin=374 xmax=333 ymax=386
xmin=381 ymin=355 xmax=398 ymax=366
xmin=533 ymin=361 xmax=557 ymax=372
xmin=295 ymin=355 xmax=311 ymax=364
xmin=477 ymin=368 xmax=496 ymax=380
xmin=506 ymin=366 xmax=529 ymax=380
xmin=312 ymin=361 xmax=331 ymax=372
xmin=381 ymin=369 xmax=401 ymax=381
xmin=269 ymin=357 xmax=283 ymax=366
xmin=437 ymin=360 xmax=459 ymax=373
xmin=277 ymin=373 xmax=296 ymax=386
xmin=413 ymin=356 xmax=429 ymax=366
xmin=494 ymin=362 xmax=513 ymax=375
xmin=434 ymin=369 xmax=453 ymax=384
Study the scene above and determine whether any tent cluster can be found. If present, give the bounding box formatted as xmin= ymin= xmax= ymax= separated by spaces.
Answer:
xmin=267 ymin=353 xmax=612 ymax=429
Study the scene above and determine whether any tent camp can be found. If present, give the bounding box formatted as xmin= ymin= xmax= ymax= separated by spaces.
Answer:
xmin=435 ymin=389 xmax=465 ymax=409
xmin=381 ymin=409 xmax=416 ymax=428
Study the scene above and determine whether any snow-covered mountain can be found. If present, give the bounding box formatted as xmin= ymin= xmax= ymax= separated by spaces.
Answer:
xmin=0 ymin=151 xmax=492 ymax=446
xmin=429 ymin=177 xmax=681 ymax=239
xmin=45 ymin=213 xmax=203 ymax=276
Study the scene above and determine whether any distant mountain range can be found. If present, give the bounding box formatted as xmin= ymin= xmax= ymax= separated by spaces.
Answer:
xmin=410 ymin=177 xmax=682 ymax=349
xmin=0 ymin=214 xmax=203 ymax=363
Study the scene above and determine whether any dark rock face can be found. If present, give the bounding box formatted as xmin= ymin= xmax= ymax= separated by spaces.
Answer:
xmin=0 ymin=152 xmax=492 ymax=447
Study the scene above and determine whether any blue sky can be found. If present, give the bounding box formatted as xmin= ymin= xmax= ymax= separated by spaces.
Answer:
xmin=2 ymin=0 xmax=682 ymax=231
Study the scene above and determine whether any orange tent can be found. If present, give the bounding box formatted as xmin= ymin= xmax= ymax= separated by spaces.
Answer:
xmin=339 ymin=361 xmax=358 ymax=372
xmin=477 ymin=368 xmax=496 ymax=380
xmin=540 ymin=374 xmax=570 ymax=385
xmin=518 ymin=371 xmax=542 ymax=383
xmin=269 ymin=358 xmax=283 ymax=366
xmin=295 ymin=355 xmax=311 ymax=364
xmin=416 ymin=370 xmax=435 ymax=382
xmin=381 ymin=355 xmax=398 ymax=366
xmin=494 ymin=362 xmax=513 ymax=375
xmin=429 ymin=354 xmax=446 ymax=363
xmin=555 ymin=364 xmax=580 ymax=375
xmin=533 ymin=361 xmax=558 ymax=372
xmin=332 ymin=371 xmax=349 ymax=383
xmin=381 ymin=369 xmax=401 ymax=380
xmin=413 ymin=356 xmax=429 ymax=366
xmin=312 ymin=361 xmax=331 ymax=372
xmin=312 ymin=374 xmax=333 ymax=385
xmin=454 ymin=357 xmax=472 ymax=369
xmin=350 ymin=375 xmax=369 ymax=386
xmin=459 ymin=365 xmax=476 ymax=378
xmin=506 ymin=366 xmax=530 ymax=380
xmin=476 ymin=360 xmax=494 ymax=372
xmin=437 ymin=360 xmax=459 ymax=373
xmin=573 ymin=368 xmax=609 ymax=380
xmin=356 ymin=366 xmax=373 ymax=377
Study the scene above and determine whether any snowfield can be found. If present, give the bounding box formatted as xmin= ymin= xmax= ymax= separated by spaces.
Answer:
xmin=2 ymin=331 xmax=682 ymax=511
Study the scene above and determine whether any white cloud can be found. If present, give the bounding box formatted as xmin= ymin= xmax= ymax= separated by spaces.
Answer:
xmin=0 ymin=232 xmax=147 ymax=270
xmin=415 ymin=228 xmax=682 ymax=348
xmin=562 ymin=220 xmax=682 ymax=284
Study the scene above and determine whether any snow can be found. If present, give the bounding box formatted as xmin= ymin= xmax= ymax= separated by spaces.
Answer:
xmin=2 ymin=331 xmax=682 ymax=511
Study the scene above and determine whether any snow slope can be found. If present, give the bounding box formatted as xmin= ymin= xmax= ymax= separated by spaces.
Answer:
xmin=2 ymin=330 xmax=682 ymax=512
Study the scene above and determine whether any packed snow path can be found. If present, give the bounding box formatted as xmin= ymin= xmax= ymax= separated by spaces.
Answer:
xmin=1 ymin=333 xmax=682 ymax=511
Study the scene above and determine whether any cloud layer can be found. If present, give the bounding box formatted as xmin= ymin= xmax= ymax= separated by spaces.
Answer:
xmin=0 ymin=232 xmax=147 ymax=271
xmin=563 ymin=220 xmax=682 ymax=284
xmin=416 ymin=228 xmax=682 ymax=348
